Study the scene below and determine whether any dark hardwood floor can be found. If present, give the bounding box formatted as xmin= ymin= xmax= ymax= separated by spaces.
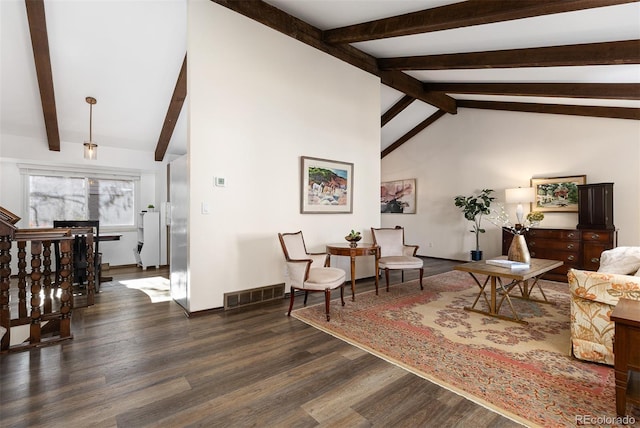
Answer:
xmin=0 ymin=258 xmax=522 ymax=427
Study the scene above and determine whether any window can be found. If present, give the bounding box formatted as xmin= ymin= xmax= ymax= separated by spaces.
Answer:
xmin=26 ymin=171 xmax=137 ymax=228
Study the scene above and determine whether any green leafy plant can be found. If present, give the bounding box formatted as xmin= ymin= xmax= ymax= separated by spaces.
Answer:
xmin=346 ymin=230 xmax=361 ymax=240
xmin=526 ymin=211 xmax=544 ymax=222
xmin=454 ymin=189 xmax=495 ymax=252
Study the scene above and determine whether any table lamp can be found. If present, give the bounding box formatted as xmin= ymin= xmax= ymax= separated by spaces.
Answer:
xmin=505 ymin=187 xmax=535 ymax=225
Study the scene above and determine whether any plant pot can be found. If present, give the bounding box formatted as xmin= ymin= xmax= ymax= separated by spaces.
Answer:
xmin=345 ymin=235 xmax=361 ymax=247
xmin=470 ymin=250 xmax=483 ymax=261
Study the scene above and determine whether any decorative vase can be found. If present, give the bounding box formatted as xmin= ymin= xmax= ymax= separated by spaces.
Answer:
xmin=345 ymin=235 xmax=361 ymax=248
xmin=508 ymin=234 xmax=531 ymax=263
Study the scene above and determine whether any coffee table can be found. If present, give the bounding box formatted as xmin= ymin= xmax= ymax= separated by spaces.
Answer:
xmin=454 ymin=256 xmax=563 ymax=324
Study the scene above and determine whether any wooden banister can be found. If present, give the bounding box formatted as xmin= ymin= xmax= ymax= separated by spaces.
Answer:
xmin=0 ymin=206 xmax=97 ymax=353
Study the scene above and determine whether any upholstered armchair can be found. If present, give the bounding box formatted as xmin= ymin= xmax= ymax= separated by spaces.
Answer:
xmin=371 ymin=226 xmax=423 ymax=292
xmin=278 ymin=231 xmax=346 ymax=321
xmin=568 ymin=247 xmax=640 ymax=365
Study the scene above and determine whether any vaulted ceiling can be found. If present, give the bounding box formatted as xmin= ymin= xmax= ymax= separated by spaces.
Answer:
xmin=2 ymin=0 xmax=639 ymax=162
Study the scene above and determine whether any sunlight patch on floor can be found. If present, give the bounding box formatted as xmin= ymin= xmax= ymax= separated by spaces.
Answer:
xmin=121 ymin=276 xmax=172 ymax=303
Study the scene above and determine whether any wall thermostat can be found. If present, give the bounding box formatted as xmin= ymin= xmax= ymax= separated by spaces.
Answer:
xmin=214 ymin=176 xmax=226 ymax=187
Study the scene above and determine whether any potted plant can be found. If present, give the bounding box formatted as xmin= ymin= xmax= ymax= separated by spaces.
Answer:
xmin=345 ymin=230 xmax=362 ymax=247
xmin=454 ymin=189 xmax=495 ymax=261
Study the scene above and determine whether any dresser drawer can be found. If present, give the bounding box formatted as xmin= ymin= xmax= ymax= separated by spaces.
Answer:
xmin=583 ymin=244 xmax=609 ymax=271
xmin=529 ymin=248 xmax=580 ymax=267
xmin=528 ymin=229 xmax=580 ymax=241
xmin=582 ymin=230 xmax=614 ymax=243
xmin=527 ymin=238 xmax=579 ymax=251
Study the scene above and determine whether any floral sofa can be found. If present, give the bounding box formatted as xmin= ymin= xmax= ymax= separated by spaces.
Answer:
xmin=568 ymin=247 xmax=640 ymax=365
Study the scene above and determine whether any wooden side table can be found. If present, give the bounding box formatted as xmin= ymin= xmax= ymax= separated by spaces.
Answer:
xmin=611 ymin=298 xmax=640 ymax=417
xmin=326 ymin=243 xmax=379 ymax=301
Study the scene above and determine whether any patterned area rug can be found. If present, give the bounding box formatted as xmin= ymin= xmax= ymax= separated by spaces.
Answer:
xmin=291 ymin=270 xmax=624 ymax=428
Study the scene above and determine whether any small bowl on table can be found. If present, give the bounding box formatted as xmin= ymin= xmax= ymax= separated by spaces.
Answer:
xmin=345 ymin=235 xmax=361 ymax=247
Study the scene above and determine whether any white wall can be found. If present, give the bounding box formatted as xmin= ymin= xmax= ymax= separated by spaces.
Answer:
xmin=0 ymin=133 xmax=173 ymax=267
xmin=187 ymin=1 xmax=381 ymax=311
xmin=382 ymin=108 xmax=640 ymax=261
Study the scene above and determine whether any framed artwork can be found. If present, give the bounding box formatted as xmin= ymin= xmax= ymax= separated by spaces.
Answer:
xmin=531 ymin=175 xmax=586 ymax=212
xmin=301 ymin=156 xmax=353 ymax=214
xmin=381 ymin=179 xmax=416 ymax=214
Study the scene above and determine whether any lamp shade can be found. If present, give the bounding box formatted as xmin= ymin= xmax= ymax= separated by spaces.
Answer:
xmin=505 ymin=187 xmax=535 ymax=204
xmin=84 ymin=142 xmax=98 ymax=160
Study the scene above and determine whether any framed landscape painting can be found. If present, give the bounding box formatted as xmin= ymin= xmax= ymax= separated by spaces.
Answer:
xmin=381 ymin=179 xmax=416 ymax=214
xmin=531 ymin=175 xmax=586 ymax=212
xmin=301 ymin=156 xmax=353 ymax=214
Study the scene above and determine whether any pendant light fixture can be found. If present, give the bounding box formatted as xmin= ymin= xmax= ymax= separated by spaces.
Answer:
xmin=83 ymin=96 xmax=98 ymax=160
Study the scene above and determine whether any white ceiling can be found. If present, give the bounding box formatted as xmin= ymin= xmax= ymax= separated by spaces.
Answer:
xmin=1 ymin=0 xmax=188 ymax=157
xmin=1 ymin=0 xmax=639 ymax=158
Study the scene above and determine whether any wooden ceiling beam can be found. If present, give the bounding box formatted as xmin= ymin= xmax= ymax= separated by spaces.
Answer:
xmin=211 ymin=0 xmax=457 ymax=114
xmin=426 ymin=83 xmax=640 ymax=100
xmin=379 ymin=40 xmax=640 ymax=70
xmin=382 ymin=95 xmax=415 ymax=126
xmin=457 ymin=99 xmax=640 ymax=120
xmin=155 ymin=54 xmax=187 ymax=162
xmin=212 ymin=0 xmax=377 ymax=74
xmin=25 ymin=0 xmax=60 ymax=151
xmin=381 ymin=110 xmax=446 ymax=158
xmin=323 ymin=0 xmax=637 ymax=44
xmin=379 ymin=71 xmax=456 ymax=113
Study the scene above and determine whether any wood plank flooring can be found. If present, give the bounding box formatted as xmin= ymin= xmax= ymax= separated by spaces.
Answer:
xmin=0 ymin=259 xmax=522 ymax=428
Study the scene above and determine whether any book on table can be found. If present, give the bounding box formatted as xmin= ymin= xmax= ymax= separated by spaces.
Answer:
xmin=486 ymin=259 xmax=530 ymax=270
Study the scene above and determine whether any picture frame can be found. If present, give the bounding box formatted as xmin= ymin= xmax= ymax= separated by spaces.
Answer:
xmin=530 ymin=175 xmax=586 ymax=212
xmin=301 ymin=156 xmax=353 ymax=214
xmin=381 ymin=179 xmax=416 ymax=214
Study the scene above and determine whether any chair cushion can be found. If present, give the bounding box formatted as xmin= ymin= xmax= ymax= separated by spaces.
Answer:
xmin=303 ymin=267 xmax=346 ymax=290
xmin=597 ymin=246 xmax=640 ymax=275
xmin=281 ymin=232 xmax=309 ymax=259
xmin=379 ymin=256 xmax=423 ymax=270
xmin=373 ymin=229 xmax=404 ymax=257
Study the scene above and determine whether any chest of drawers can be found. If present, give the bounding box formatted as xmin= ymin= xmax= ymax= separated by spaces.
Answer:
xmin=501 ymin=227 xmax=617 ymax=282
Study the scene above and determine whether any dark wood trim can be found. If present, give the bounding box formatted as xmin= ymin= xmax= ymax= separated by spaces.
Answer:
xmin=382 ymin=110 xmax=446 ymax=158
xmin=25 ymin=0 xmax=60 ymax=152
xmin=457 ymin=99 xmax=640 ymax=120
xmin=210 ymin=0 xmax=457 ymax=113
xmin=426 ymin=83 xmax=640 ymax=100
xmin=322 ymin=0 xmax=636 ymax=44
xmin=379 ymin=40 xmax=640 ymax=70
xmin=381 ymin=95 xmax=415 ymax=126
xmin=155 ymin=54 xmax=187 ymax=162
